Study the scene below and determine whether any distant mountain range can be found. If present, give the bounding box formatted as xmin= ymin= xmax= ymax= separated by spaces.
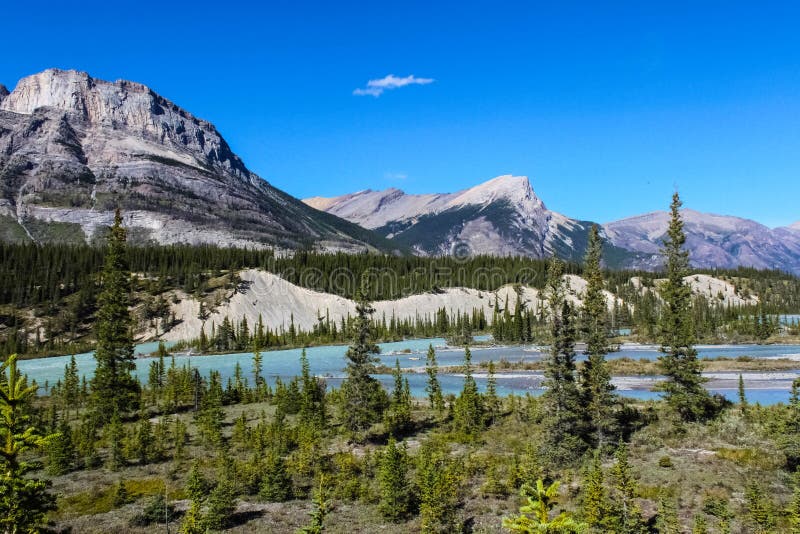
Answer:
xmin=2 ymin=69 xmax=798 ymax=274
xmin=305 ymin=176 xmax=800 ymax=274
xmin=0 ymin=69 xmax=396 ymax=252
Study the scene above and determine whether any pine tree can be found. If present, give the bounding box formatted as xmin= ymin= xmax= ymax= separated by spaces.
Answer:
xmin=582 ymin=451 xmax=608 ymax=531
xmin=62 ymin=353 xmax=80 ymax=418
xmin=105 ymin=410 xmax=126 ymax=471
xmin=485 ymin=360 xmax=500 ymax=423
xmin=580 ymin=225 xmax=616 ymax=447
xmin=607 ymin=444 xmax=647 ymax=534
xmin=655 ymin=488 xmax=680 ymax=534
xmin=692 ymin=514 xmax=708 ymax=534
xmin=299 ymin=349 xmax=326 ymax=429
xmin=341 ymin=275 xmax=388 ymax=433
xmin=541 ymin=257 xmax=587 ymax=462
xmin=133 ymin=416 xmax=154 ymax=465
xmin=260 ymin=449 xmax=293 ymax=502
xmin=298 ymin=473 xmax=330 ymax=534
xmin=203 ymin=477 xmax=235 ymax=531
xmin=91 ymin=210 xmax=140 ymax=421
xmin=453 ymin=347 xmax=484 ymax=439
xmin=112 ymin=478 xmax=131 ymax=507
xmin=658 ymin=193 xmax=718 ymax=422
xmin=46 ymin=419 xmax=76 ymax=475
xmin=384 ymin=359 xmax=412 ymax=436
xmin=745 ymin=482 xmax=776 ymax=533
xmin=378 ymin=438 xmax=412 ymax=522
xmin=0 ymin=354 xmax=56 ymax=532
xmin=252 ymin=343 xmax=264 ymax=396
xmin=417 ymin=447 xmax=463 ymax=534
xmin=788 ymin=468 xmax=800 ymax=533
xmin=738 ymin=373 xmax=748 ymax=416
xmin=503 ymin=479 xmax=588 ymax=533
xmin=425 ymin=344 xmax=445 ymax=413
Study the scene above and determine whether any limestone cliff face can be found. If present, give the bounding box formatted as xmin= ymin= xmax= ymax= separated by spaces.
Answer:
xmin=0 ymin=69 xmax=393 ymax=252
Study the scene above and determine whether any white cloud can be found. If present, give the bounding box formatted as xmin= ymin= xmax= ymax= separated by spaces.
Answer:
xmin=384 ymin=171 xmax=408 ymax=181
xmin=353 ymin=74 xmax=434 ymax=97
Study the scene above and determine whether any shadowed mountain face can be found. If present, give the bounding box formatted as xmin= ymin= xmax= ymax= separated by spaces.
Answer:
xmin=0 ymin=69 xmax=396 ymax=252
xmin=306 ymin=178 xmax=800 ymax=274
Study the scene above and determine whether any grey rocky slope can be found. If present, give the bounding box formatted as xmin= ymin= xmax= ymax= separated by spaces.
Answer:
xmin=306 ymin=177 xmax=800 ymax=274
xmin=305 ymin=175 xmax=625 ymax=262
xmin=0 ymin=69 xmax=396 ymax=251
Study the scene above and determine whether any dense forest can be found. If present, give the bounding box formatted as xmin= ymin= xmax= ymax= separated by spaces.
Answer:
xmin=1 ymin=233 xmax=799 ymax=358
xmin=3 ymin=200 xmax=800 ymax=532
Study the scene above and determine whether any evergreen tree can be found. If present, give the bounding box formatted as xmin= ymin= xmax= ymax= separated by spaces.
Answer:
xmin=252 ymin=343 xmax=264 ymax=396
xmin=384 ymin=359 xmax=412 ymax=436
xmin=503 ymin=479 xmax=588 ymax=533
xmin=692 ymin=514 xmax=708 ymax=534
xmin=62 ymin=353 xmax=80 ymax=417
xmin=133 ymin=416 xmax=154 ymax=465
xmin=658 ymin=193 xmax=718 ymax=422
xmin=340 ymin=276 xmax=388 ymax=433
xmin=582 ymin=451 xmax=608 ymax=531
xmin=298 ymin=474 xmax=330 ymax=534
xmin=417 ymin=447 xmax=463 ymax=534
xmin=91 ymin=210 xmax=140 ymax=421
xmin=112 ymin=478 xmax=131 ymax=507
xmin=484 ymin=360 xmax=500 ymax=423
xmin=260 ymin=449 xmax=293 ymax=502
xmin=105 ymin=410 xmax=126 ymax=471
xmin=745 ymin=482 xmax=776 ymax=533
xmin=655 ymin=488 xmax=680 ymax=534
xmin=580 ymin=225 xmax=616 ymax=447
xmin=607 ymin=444 xmax=647 ymax=534
xmin=0 ymin=354 xmax=56 ymax=532
xmin=541 ymin=257 xmax=587 ymax=462
xmin=299 ymin=349 xmax=326 ymax=429
xmin=203 ymin=477 xmax=235 ymax=531
xmin=425 ymin=344 xmax=445 ymax=413
xmin=453 ymin=347 xmax=484 ymax=439
xmin=378 ymin=438 xmax=412 ymax=522
xmin=738 ymin=373 xmax=748 ymax=416
xmin=789 ymin=468 xmax=800 ymax=534
xmin=46 ymin=419 xmax=76 ymax=475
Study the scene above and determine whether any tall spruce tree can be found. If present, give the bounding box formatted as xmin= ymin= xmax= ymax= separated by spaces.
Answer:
xmin=425 ymin=344 xmax=445 ymax=413
xmin=582 ymin=451 xmax=609 ymax=531
xmin=384 ymin=359 xmax=412 ymax=436
xmin=453 ymin=347 xmax=484 ymax=439
xmin=91 ymin=210 xmax=140 ymax=420
xmin=0 ymin=354 xmax=57 ymax=532
xmin=341 ymin=275 xmax=388 ymax=433
xmin=580 ymin=225 xmax=616 ymax=448
xmin=378 ymin=438 xmax=412 ymax=521
xmin=658 ymin=193 xmax=718 ymax=422
xmin=541 ymin=257 xmax=587 ymax=462
xmin=299 ymin=349 xmax=326 ymax=429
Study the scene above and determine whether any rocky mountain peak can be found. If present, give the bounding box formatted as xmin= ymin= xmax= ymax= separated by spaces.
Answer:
xmin=448 ymin=174 xmax=545 ymax=214
xmin=1 ymin=68 xmax=251 ymax=181
xmin=0 ymin=69 xmax=396 ymax=253
xmin=0 ymin=84 xmax=8 ymax=103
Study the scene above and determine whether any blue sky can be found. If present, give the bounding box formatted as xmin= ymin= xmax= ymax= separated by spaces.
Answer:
xmin=2 ymin=1 xmax=799 ymax=226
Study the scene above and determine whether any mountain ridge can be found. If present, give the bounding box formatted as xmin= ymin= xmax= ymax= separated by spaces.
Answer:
xmin=0 ymin=69 xmax=398 ymax=253
xmin=305 ymin=177 xmax=800 ymax=274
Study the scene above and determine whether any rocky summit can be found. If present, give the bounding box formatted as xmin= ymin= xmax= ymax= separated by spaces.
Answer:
xmin=306 ymin=177 xmax=800 ymax=274
xmin=0 ymin=69 xmax=394 ymax=252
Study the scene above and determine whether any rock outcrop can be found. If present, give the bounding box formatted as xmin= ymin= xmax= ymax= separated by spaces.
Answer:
xmin=0 ymin=69 xmax=396 ymax=252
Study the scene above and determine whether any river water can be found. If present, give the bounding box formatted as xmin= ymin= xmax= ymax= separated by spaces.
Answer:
xmin=17 ymin=337 xmax=800 ymax=405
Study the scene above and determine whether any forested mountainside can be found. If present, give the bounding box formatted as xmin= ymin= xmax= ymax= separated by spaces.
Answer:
xmin=2 ymin=241 xmax=798 ymax=358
